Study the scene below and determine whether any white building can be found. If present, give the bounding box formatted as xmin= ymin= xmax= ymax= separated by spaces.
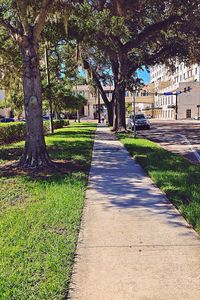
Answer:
xmin=150 ymin=63 xmax=200 ymax=119
xmin=73 ymin=85 xmax=154 ymax=119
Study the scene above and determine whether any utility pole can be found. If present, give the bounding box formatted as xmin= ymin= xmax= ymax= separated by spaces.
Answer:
xmin=44 ymin=44 xmax=53 ymax=133
xmin=132 ymin=90 xmax=136 ymax=138
xmin=98 ymin=89 xmax=101 ymax=123
xmin=175 ymin=93 xmax=178 ymax=120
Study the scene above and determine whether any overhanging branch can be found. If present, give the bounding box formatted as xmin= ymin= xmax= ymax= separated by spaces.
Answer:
xmin=124 ymin=15 xmax=182 ymax=52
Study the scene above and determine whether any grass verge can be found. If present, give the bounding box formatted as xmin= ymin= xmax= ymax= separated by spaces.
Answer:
xmin=0 ymin=122 xmax=96 ymax=300
xmin=118 ymin=133 xmax=200 ymax=233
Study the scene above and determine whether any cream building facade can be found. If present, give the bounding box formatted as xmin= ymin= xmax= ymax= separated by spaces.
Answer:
xmin=150 ymin=63 xmax=200 ymax=119
xmin=73 ymin=84 xmax=154 ymax=119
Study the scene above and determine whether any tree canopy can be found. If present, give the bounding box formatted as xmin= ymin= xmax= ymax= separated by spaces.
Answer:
xmin=69 ymin=0 xmax=200 ymax=130
xmin=0 ymin=0 xmax=199 ymax=167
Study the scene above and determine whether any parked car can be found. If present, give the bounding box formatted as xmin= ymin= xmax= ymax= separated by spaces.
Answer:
xmin=43 ymin=115 xmax=50 ymax=120
xmin=193 ymin=116 xmax=200 ymax=120
xmin=0 ymin=117 xmax=15 ymax=123
xmin=127 ymin=113 xmax=150 ymax=130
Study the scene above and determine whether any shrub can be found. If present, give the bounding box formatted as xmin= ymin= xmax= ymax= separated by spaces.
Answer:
xmin=0 ymin=120 xmax=69 ymax=144
xmin=0 ymin=122 xmax=26 ymax=144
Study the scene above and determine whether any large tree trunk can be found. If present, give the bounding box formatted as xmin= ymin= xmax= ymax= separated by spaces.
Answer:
xmin=113 ymin=83 xmax=126 ymax=132
xmin=106 ymin=101 xmax=114 ymax=126
xmin=19 ymin=42 xmax=52 ymax=168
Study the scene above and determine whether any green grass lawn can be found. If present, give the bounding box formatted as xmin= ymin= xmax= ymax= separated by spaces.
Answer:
xmin=118 ymin=133 xmax=200 ymax=233
xmin=0 ymin=122 xmax=96 ymax=300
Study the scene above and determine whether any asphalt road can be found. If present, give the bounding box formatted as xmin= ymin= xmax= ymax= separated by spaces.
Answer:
xmin=138 ymin=120 xmax=200 ymax=164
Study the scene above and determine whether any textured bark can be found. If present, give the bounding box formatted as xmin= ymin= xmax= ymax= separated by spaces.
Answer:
xmin=112 ymin=97 xmax=118 ymax=131
xmin=111 ymin=52 xmax=127 ymax=132
xmin=113 ymin=84 xmax=126 ymax=132
xmin=106 ymin=101 xmax=114 ymax=127
xmin=19 ymin=42 xmax=52 ymax=168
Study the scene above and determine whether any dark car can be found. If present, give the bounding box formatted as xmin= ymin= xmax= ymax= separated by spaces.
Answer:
xmin=127 ymin=113 xmax=150 ymax=130
xmin=0 ymin=117 xmax=15 ymax=123
xmin=43 ymin=115 xmax=50 ymax=120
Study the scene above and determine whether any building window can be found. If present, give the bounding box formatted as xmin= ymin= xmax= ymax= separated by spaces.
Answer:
xmin=195 ymin=67 xmax=198 ymax=75
xmin=186 ymin=109 xmax=191 ymax=119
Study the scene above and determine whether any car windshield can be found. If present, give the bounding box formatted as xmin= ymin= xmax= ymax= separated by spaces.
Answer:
xmin=135 ymin=114 xmax=146 ymax=120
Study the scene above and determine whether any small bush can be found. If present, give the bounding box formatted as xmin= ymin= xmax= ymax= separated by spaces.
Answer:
xmin=0 ymin=119 xmax=69 ymax=144
xmin=0 ymin=122 xmax=26 ymax=144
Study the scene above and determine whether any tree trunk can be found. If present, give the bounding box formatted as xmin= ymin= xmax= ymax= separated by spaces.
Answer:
xmin=91 ymin=70 xmax=114 ymax=126
xmin=113 ymin=84 xmax=126 ymax=132
xmin=19 ymin=42 xmax=52 ymax=168
xmin=112 ymin=97 xmax=118 ymax=131
xmin=106 ymin=101 xmax=114 ymax=126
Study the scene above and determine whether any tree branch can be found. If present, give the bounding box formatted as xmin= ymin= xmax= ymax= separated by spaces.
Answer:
xmin=92 ymin=70 xmax=112 ymax=106
xmin=124 ymin=15 xmax=182 ymax=52
xmin=0 ymin=18 xmax=17 ymax=38
xmin=82 ymin=58 xmax=112 ymax=106
xmin=15 ymin=0 xmax=29 ymax=35
xmin=33 ymin=0 xmax=54 ymax=41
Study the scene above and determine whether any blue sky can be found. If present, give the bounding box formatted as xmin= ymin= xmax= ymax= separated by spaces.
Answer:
xmin=137 ymin=68 xmax=150 ymax=84
xmin=78 ymin=67 xmax=150 ymax=84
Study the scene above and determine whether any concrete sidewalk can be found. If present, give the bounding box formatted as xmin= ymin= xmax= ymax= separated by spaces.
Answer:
xmin=68 ymin=125 xmax=200 ymax=300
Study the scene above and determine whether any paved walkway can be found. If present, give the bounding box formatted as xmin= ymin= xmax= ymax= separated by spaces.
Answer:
xmin=68 ymin=125 xmax=200 ymax=300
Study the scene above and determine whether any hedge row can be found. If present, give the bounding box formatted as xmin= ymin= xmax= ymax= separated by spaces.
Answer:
xmin=43 ymin=119 xmax=69 ymax=132
xmin=0 ymin=119 xmax=69 ymax=144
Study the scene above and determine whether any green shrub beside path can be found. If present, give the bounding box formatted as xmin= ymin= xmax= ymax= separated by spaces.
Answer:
xmin=0 ymin=122 xmax=96 ymax=300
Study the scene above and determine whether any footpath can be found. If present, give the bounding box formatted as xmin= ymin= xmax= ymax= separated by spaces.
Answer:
xmin=68 ymin=125 xmax=200 ymax=300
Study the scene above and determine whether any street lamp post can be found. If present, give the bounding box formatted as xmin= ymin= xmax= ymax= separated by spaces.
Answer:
xmin=132 ymin=90 xmax=136 ymax=138
xmin=175 ymin=93 xmax=178 ymax=120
